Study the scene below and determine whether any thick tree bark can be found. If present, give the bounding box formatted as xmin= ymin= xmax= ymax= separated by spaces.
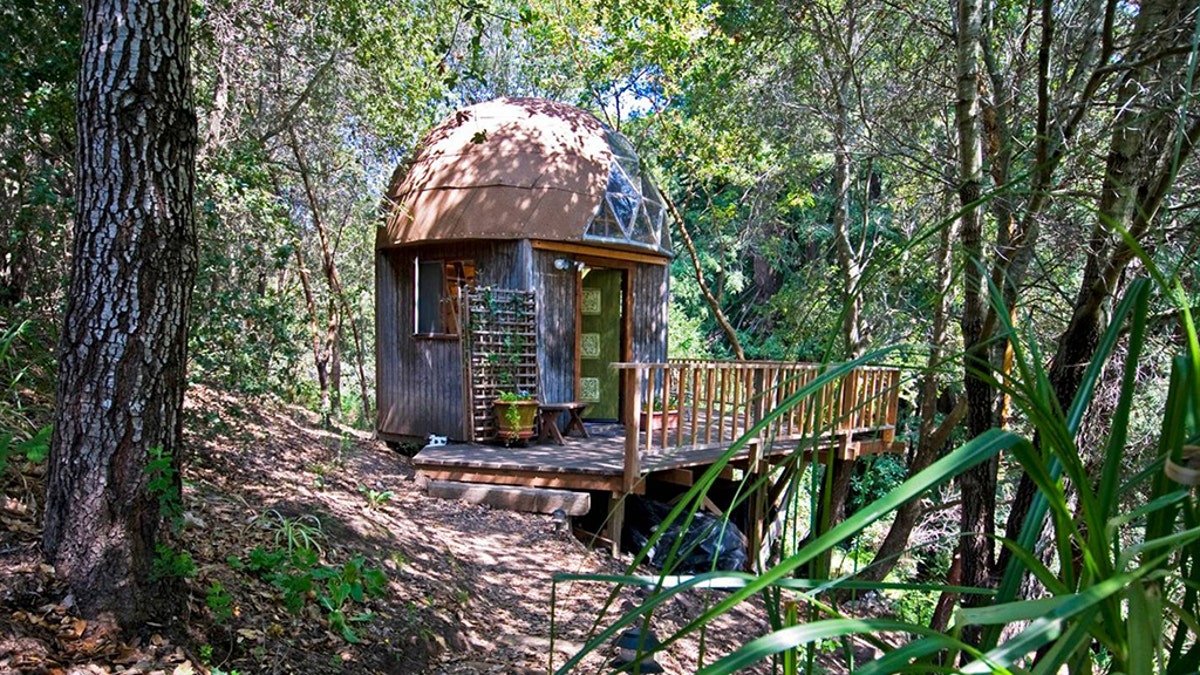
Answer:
xmin=44 ymin=0 xmax=196 ymax=626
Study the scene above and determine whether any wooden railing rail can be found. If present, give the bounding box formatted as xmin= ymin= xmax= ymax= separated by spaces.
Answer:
xmin=611 ymin=360 xmax=901 ymax=477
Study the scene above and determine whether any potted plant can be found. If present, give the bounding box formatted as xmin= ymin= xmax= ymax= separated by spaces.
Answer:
xmin=494 ymin=390 xmax=538 ymax=441
xmin=640 ymin=396 xmax=679 ymax=432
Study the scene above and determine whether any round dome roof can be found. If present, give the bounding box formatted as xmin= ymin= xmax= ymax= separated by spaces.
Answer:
xmin=380 ymin=97 xmax=670 ymax=255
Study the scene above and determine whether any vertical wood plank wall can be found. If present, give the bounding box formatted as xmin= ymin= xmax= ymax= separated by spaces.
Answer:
xmin=376 ymin=240 xmax=526 ymax=440
xmin=631 ymin=261 xmax=670 ymax=363
xmin=375 ymin=251 xmax=401 ymax=436
xmin=533 ymin=250 xmax=577 ymax=405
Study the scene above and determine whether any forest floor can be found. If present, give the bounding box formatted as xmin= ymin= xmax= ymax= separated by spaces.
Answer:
xmin=0 ymin=385 xmax=882 ymax=674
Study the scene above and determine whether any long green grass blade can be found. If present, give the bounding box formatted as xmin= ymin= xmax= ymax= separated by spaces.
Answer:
xmin=1096 ymin=280 xmax=1150 ymax=525
xmin=554 ymin=429 xmax=1021 ymax=674
xmin=695 ymin=619 xmax=982 ymax=675
xmin=956 ymin=595 xmax=1070 ymax=626
xmin=1028 ymin=606 xmax=1100 ymax=675
xmin=853 ymin=637 xmax=965 ymax=675
xmin=644 ymin=430 xmax=1021 ymax=667
xmin=962 ymin=574 xmax=1135 ymax=673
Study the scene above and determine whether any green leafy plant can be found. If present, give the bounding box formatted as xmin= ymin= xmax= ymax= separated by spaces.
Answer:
xmin=312 ymin=556 xmax=387 ymax=642
xmin=151 ymin=542 xmax=196 ymax=580
xmin=228 ymin=538 xmax=387 ymax=642
xmin=496 ymin=389 xmax=536 ymax=403
xmin=358 ymin=485 xmax=394 ymax=509
xmin=255 ymin=509 xmax=324 ymax=555
xmin=649 ymin=396 xmax=679 ymax=411
xmin=206 ymin=580 xmax=234 ymax=623
xmin=0 ymin=424 xmax=50 ymax=474
xmin=145 ymin=445 xmax=182 ymax=524
xmin=495 ymin=389 xmax=537 ymax=432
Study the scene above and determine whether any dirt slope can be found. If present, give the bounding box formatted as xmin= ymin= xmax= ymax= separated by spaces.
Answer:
xmin=1 ymin=386 xmax=772 ymax=674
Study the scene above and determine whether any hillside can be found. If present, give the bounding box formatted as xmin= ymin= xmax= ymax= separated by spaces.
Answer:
xmin=1 ymin=386 xmax=774 ymax=674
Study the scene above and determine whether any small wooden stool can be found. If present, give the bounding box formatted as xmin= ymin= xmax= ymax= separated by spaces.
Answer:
xmin=538 ymin=402 xmax=590 ymax=445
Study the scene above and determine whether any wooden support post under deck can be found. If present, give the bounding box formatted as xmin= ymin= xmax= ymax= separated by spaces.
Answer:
xmin=610 ymin=366 xmax=643 ymax=557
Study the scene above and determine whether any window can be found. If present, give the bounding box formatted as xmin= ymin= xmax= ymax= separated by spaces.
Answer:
xmin=415 ymin=259 xmax=475 ymax=335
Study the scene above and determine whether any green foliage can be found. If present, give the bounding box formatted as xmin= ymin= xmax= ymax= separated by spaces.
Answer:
xmin=255 ymin=509 xmax=324 ymax=555
xmin=190 ymin=147 xmax=307 ymax=397
xmin=0 ymin=424 xmax=50 ymax=475
xmin=847 ymin=455 xmax=908 ymax=516
xmin=151 ymin=543 xmax=197 ymax=581
xmin=145 ymin=445 xmax=182 ymax=523
xmin=206 ymin=580 xmax=234 ymax=624
xmin=230 ymin=544 xmax=387 ymax=643
xmin=554 ymin=278 xmax=1200 ymax=674
xmin=0 ymin=0 xmax=78 ymax=313
xmin=230 ymin=511 xmax=387 ymax=642
xmin=312 ymin=556 xmax=387 ymax=643
xmin=888 ymin=588 xmax=937 ymax=627
xmin=357 ymin=485 xmax=393 ymax=509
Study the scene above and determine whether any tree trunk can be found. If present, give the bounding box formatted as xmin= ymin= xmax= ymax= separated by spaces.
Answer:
xmin=294 ymin=244 xmax=331 ymax=424
xmin=288 ymin=130 xmax=372 ymax=423
xmin=662 ymin=191 xmax=746 ymax=360
xmin=831 ymin=99 xmax=866 ymax=360
xmin=953 ymin=0 xmax=997 ymax=643
xmin=330 ymin=303 xmax=342 ymax=417
xmin=859 ymin=200 xmax=964 ymax=583
xmin=44 ymin=0 xmax=196 ymax=626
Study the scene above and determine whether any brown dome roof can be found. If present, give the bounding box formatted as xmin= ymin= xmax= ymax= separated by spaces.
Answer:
xmin=380 ymin=98 xmax=611 ymax=246
xmin=380 ymin=98 xmax=671 ymax=255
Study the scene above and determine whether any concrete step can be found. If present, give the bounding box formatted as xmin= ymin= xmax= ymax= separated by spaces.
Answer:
xmin=426 ymin=480 xmax=591 ymax=516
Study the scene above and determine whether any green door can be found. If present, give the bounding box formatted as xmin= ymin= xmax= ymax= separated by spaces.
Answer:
xmin=579 ymin=269 xmax=623 ymax=420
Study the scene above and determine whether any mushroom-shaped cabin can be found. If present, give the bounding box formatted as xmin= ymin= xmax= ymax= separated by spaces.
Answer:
xmin=376 ymin=97 xmax=671 ymax=443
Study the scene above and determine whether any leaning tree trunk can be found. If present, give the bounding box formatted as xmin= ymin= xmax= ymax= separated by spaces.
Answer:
xmin=44 ymin=0 xmax=196 ymax=627
xmin=858 ymin=191 xmax=965 ymax=584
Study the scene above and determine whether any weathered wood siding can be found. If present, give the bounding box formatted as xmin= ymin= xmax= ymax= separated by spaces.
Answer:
xmin=376 ymin=240 xmax=528 ymax=441
xmin=376 ymin=238 xmax=669 ymax=441
xmin=631 ymin=260 xmax=669 ymax=363
xmin=533 ymin=249 xmax=577 ymax=404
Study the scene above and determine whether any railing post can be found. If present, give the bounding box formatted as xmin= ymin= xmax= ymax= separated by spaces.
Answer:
xmin=608 ymin=365 xmax=643 ymax=558
xmin=839 ymin=367 xmax=859 ymax=434
xmin=883 ymin=369 xmax=900 ymax=445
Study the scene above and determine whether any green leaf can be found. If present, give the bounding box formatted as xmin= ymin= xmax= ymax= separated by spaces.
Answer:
xmin=696 ymin=619 xmax=984 ymax=675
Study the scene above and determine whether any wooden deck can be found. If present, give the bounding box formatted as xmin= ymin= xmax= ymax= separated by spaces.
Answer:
xmin=414 ymin=423 xmax=901 ymax=493
xmin=414 ymin=359 xmax=903 ymax=558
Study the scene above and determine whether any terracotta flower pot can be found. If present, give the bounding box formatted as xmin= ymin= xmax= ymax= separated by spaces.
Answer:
xmin=640 ymin=410 xmax=679 ymax=432
xmin=494 ymin=399 xmax=538 ymax=440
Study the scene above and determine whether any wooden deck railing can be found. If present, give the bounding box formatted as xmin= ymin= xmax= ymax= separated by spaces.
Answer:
xmin=611 ymin=360 xmax=900 ymax=489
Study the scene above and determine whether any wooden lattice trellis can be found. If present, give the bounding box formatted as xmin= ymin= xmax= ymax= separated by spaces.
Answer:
xmin=462 ymin=287 xmax=539 ymax=442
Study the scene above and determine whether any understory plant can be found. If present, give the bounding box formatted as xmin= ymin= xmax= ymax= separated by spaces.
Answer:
xmin=552 ymin=276 xmax=1200 ymax=673
xmin=227 ymin=511 xmax=387 ymax=642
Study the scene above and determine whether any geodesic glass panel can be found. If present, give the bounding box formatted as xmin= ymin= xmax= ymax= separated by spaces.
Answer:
xmin=587 ymin=198 xmax=623 ymax=240
xmin=582 ymin=127 xmax=672 ymax=255
xmin=608 ymin=172 xmax=641 ymax=237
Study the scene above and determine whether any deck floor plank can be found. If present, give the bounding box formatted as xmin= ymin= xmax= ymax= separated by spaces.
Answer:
xmin=411 ymin=423 xmax=869 ymax=485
